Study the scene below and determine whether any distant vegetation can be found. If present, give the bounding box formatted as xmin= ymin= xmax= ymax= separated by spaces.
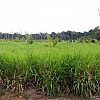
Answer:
xmin=0 ymin=26 xmax=100 ymax=43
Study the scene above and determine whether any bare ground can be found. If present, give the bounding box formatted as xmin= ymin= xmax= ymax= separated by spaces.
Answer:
xmin=0 ymin=87 xmax=100 ymax=100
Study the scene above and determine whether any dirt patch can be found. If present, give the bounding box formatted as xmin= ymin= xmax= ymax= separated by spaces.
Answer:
xmin=0 ymin=87 xmax=100 ymax=100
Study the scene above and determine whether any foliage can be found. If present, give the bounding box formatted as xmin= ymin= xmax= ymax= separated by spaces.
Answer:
xmin=0 ymin=42 xmax=99 ymax=99
xmin=46 ymin=34 xmax=52 ymax=42
xmin=74 ymin=66 xmax=100 ymax=99
xmin=52 ymin=37 xmax=59 ymax=46
xmin=14 ymin=37 xmax=20 ymax=42
xmin=91 ymin=39 xmax=98 ymax=43
xmin=47 ymin=34 xmax=59 ymax=46
xmin=25 ymin=34 xmax=33 ymax=44
xmin=0 ymin=26 xmax=100 ymax=42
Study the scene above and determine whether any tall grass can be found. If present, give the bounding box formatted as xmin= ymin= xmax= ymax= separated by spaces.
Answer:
xmin=0 ymin=41 xmax=100 ymax=99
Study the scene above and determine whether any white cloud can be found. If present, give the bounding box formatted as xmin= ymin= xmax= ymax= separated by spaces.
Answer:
xmin=0 ymin=0 xmax=100 ymax=33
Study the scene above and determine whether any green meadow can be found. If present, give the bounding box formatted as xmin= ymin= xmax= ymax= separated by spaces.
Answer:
xmin=0 ymin=41 xmax=100 ymax=99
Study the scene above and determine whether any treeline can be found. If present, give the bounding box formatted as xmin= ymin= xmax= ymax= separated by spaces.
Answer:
xmin=0 ymin=26 xmax=100 ymax=42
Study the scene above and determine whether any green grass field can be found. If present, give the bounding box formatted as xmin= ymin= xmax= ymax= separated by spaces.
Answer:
xmin=0 ymin=41 xmax=100 ymax=99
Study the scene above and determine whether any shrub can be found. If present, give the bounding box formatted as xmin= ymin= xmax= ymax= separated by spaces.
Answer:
xmin=52 ymin=37 xmax=59 ymax=46
xmin=25 ymin=34 xmax=33 ymax=44
xmin=91 ymin=39 xmax=98 ymax=43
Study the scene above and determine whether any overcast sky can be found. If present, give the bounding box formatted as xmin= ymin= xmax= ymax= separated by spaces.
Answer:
xmin=0 ymin=0 xmax=100 ymax=34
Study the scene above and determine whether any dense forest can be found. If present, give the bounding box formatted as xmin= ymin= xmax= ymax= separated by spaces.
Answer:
xmin=0 ymin=26 xmax=100 ymax=42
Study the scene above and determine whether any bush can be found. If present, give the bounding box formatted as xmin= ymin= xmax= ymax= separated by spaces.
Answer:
xmin=52 ymin=37 xmax=59 ymax=46
xmin=91 ymin=39 xmax=98 ymax=43
xmin=25 ymin=34 xmax=33 ymax=44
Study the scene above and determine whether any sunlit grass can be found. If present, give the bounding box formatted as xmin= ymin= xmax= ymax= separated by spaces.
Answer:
xmin=0 ymin=41 xmax=100 ymax=99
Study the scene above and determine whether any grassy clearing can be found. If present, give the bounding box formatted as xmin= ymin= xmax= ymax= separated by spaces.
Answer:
xmin=0 ymin=41 xmax=100 ymax=99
